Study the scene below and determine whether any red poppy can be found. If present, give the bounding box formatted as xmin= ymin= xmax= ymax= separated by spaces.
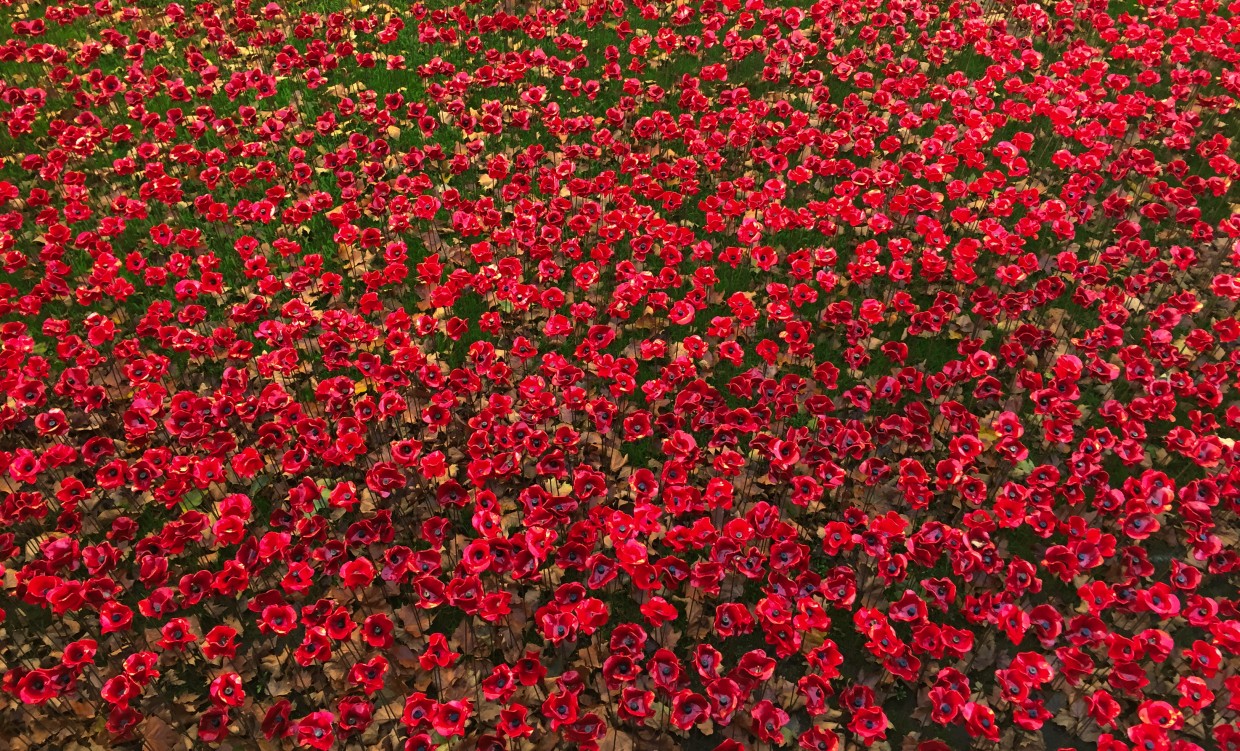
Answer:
xmin=431 ymin=699 xmax=472 ymax=737
xmin=295 ymin=710 xmax=335 ymax=750
xmin=849 ymin=706 xmax=888 ymax=746
xmin=209 ymin=672 xmax=245 ymax=707
xmin=197 ymin=706 xmax=231 ymax=742
xmin=961 ymin=702 xmax=1000 ymax=742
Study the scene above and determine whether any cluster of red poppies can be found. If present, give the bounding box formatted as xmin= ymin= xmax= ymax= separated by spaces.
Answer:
xmin=1 ymin=0 xmax=1239 ymax=749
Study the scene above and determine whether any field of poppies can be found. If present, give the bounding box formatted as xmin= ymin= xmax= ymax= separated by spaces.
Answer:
xmin=0 ymin=0 xmax=1238 ymax=749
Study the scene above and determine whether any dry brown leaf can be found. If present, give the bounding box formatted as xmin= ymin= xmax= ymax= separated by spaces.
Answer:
xmin=599 ymin=728 xmax=637 ymax=751
xmin=139 ymin=715 xmax=184 ymax=751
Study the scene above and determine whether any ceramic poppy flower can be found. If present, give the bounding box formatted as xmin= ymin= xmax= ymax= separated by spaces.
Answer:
xmin=962 ymin=702 xmax=1001 ymax=743
xmin=209 ymin=672 xmax=245 ymax=707
xmin=431 ymin=699 xmax=473 ymax=737
xmin=295 ymin=710 xmax=335 ymax=750
xmin=61 ymin=639 xmax=96 ymax=667
xmin=497 ymin=705 xmax=532 ymax=738
xmin=850 ymin=706 xmax=889 ymax=746
xmin=197 ymin=706 xmax=231 ymax=743
xmin=618 ymin=687 xmax=655 ymax=722
xmin=337 ymin=696 xmax=373 ymax=735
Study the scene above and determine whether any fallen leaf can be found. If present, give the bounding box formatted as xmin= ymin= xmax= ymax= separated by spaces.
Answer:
xmin=139 ymin=715 xmax=183 ymax=751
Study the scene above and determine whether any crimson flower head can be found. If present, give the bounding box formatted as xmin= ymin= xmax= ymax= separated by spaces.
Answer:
xmin=17 ymin=669 xmax=56 ymax=705
xmin=402 ymin=692 xmax=435 ymax=729
xmin=340 ymin=556 xmax=375 ymax=588
xmin=418 ymin=633 xmax=459 ymax=671
xmin=197 ymin=706 xmax=230 ymax=743
xmin=209 ymin=672 xmax=245 ymax=707
xmin=647 ymin=648 xmax=681 ymax=693
xmin=362 ymin=613 xmax=394 ymax=649
xmin=431 ymin=698 xmax=472 ymax=737
xmin=337 ymin=696 xmax=373 ymax=735
xmin=348 ymin=655 xmax=388 ymax=695
xmin=99 ymin=601 xmax=133 ymax=634
xmin=262 ymin=699 xmax=292 ymax=740
xmin=260 ymin=603 xmax=298 ymax=635
xmin=542 ymin=688 xmax=579 ymax=731
xmin=751 ymin=699 xmax=789 ymax=742
xmin=295 ymin=710 xmax=335 ymax=750
xmin=202 ymin=625 xmax=239 ymax=660
xmin=849 ymin=706 xmax=888 ymax=746
xmin=61 ymin=639 xmax=97 ymax=667
xmin=619 ymin=687 xmax=654 ymax=721
xmin=156 ymin=618 xmax=196 ymax=651
xmin=1177 ymin=676 xmax=1214 ymax=712
xmin=514 ymin=650 xmax=547 ymax=686
xmin=497 ymin=705 xmax=532 ymax=738
xmin=962 ymin=702 xmax=1000 ymax=742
